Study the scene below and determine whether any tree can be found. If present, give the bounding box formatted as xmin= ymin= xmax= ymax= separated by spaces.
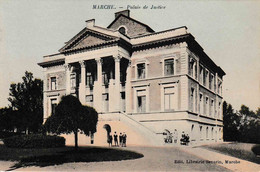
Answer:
xmin=44 ymin=95 xmax=98 ymax=148
xmin=223 ymin=101 xmax=241 ymax=141
xmin=6 ymin=71 xmax=43 ymax=133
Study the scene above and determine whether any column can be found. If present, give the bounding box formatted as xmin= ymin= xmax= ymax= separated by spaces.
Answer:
xmin=93 ymin=58 xmax=103 ymax=112
xmin=114 ymin=55 xmax=121 ymax=112
xmin=64 ymin=64 xmax=71 ymax=95
xmin=125 ymin=61 xmax=132 ymax=113
xmin=79 ymin=61 xmax=86 ymax=104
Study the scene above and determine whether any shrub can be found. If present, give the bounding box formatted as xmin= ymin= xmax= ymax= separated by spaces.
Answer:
xmin=3 ymin=134 xmax=65 ymax=148
xmin=0 ymin=131 xmax=24 ymax=139
xmin=252 ymin=145 xmax=260 ymax=156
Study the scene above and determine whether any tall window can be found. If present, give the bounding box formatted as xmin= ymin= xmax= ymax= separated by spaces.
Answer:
xmin=86 ymin=72 xmax=94 ymax=89
xmin=189 ymin=59 xmax=194 ymax=77
xmin=206 ymin=127 xmax=209 ymax=139
xmin=200 ymin=65 xmax=203 ymax=83
xmin=200 ymin=126 xmax=203 ymax=140
xmin=137 ymin=96 xmax=146 ymax=112
xmin=205 ymin=70 xmax=208 ymax=87
xmin=205 ymin=97 xmax=209 ymax=116
xmin=209 ymin=73 xmax=212 ymax=90
xmin=190 ymin=88 xmax=195 ymax=112
xmin=137 ymin=63 xmax=145 ymax=79
xmin=210 ymin=99 xmax=214 ymax=117
xmin=199 ymin=93 xmax=203 ymax=114
xmin=164 ymin=87 xmax=175 ymax=110
xmin=137 ymin=90 xmax=146 ymax=112
xmin=70 ymin=73 xmax=76 ymax=88
xmin=218 ymin=102 xmax=221 ymax=118
xmin=51 ymin=99 xmax=57 ymax=115
xmin=51 ymin=77 xmax=56 ymax=90
xmin=164 ymin=59 xmax=174 ymax=76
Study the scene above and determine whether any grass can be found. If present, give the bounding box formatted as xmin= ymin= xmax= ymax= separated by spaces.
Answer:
xmin=0 ymin=144 xmax=143 ymax=170
xmin=203 ymin=142 xmax=260 ymax=164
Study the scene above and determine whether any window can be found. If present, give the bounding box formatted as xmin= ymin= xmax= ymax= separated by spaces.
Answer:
xmin=86 ymin=72 xmax=94 ymax=89
xmin=137 ymin=63 xmax=145 ymax=79
xmin=200 ymin=65 xmax=203 ymax=83
xmin=137 ymin=96 xmax=146 ymax=112
xmin=164 ymin=59 xmax=174 ymax=76
xmin=200 ymin=126 xmax=203 ymax=139
xmin=218 ymin=102 xmax=221 ymax=118
xmin=51 ymin=77 xmax=57 ymax=90
xmin=190 ymin=88 xmax=195 ymax=112
xmin=205 ymin=70 xmax=208 ymax=87
xmin=51 ymin=99 xmax=57 ymax=115
xmin=189 ymin=58 xmax=194 ymax=77
xmin=102 ymin=93 xmax=109 ymax=112
xmin=119 ymin=27 xmax=126 ymax=34
xmin=206 ymin=127 xmax=209 ymax=139
xmin=199 ymin=93 xmax=203 ymax=114
xmin=210 ymin=99 xmax=214 ymax=117
xmin=86 ymin=95 xmax=93 ymax=102
xmin=209 ymin=73 xmax=212 ymax=90
xmin=102 ymin=72 xmax=109 ymax=87
xmin=205 ymin=97 xmax=209 ymax=116
xmin=164 ymin=87 xmax=175 ymax=110
xmin=137 ymin=90 xmax=146 ymax=112
xmin=70 ymin=73 xmax=76 ymax=88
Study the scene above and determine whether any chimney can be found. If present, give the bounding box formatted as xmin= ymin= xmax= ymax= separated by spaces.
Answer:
xmin=115 ymin=10 xmax=130 ymax=18
xmin=86 ymin=19 xmax=95 ymax=28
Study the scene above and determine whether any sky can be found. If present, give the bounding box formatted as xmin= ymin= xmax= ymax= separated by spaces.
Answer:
xmin=0 ymin=0 xmax=259 ymax=111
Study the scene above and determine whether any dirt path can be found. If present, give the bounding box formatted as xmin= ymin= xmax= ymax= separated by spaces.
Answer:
xmin=3 ymin=146 xmax=231 ymax=171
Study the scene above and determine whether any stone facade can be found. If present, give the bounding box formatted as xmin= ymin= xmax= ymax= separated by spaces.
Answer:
xmin=38 ymin=10 xmax=225 ymax=146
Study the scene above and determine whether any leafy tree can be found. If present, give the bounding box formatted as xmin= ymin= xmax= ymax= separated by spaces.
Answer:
xmin=44 ymin=95 xmax=98 ymax=148
xmin=238 ymin=105 xmax=260 ymax=143
xmin=223 ymin=101 xmax=241 ymax=141
xmin=5 ymin=71 xmax=43 ymax=133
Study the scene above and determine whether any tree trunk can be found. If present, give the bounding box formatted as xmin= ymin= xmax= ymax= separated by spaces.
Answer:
xmin=74 ymin=130 xmax=78 ymax=149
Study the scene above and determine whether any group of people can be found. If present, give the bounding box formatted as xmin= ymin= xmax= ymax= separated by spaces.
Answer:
xmin=164 ymin=130 xmax=190 ymax=145
xmin=108 ymin=132 xmax=127 ymax=147
xmin=180 ymin=132 xmax=190 ymax=145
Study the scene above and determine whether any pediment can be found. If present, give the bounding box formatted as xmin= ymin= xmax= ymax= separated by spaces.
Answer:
xmin=60 ymin=29 xmax=116 ymax=52
xmin=71 ymin=35 xmax=106 ymax=50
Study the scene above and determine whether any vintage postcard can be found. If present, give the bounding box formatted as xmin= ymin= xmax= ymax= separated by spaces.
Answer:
xmin=0 ymin=0 xmax=259 ymax=171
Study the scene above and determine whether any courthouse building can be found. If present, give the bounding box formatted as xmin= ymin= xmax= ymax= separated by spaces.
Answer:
xmin=38 ymin=10 xmax=225 ymax=146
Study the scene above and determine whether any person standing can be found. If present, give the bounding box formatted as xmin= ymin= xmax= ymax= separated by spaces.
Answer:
xmin=173 ymin=129 xmax=178 ymax=144
xmin=114 ymin=132 xmax=118 ymax=147
xmin=122 ymin=132 xmax=127 ymax=147
xmin=108 ymin=133 xmax=113 ymax=147
xmin=119 ymin=132 xmax=123 ymax=147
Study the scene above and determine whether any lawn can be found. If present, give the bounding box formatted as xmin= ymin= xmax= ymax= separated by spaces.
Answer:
xmin=0 ymin=144 xmax=143 ymax=170
xmin=203 ymin=142 xmax=260 ymax=164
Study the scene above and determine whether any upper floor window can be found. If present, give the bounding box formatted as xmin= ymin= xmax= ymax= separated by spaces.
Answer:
xmin=164 ymin=59 xmax=174 ymax=76
xmin=199 ymin=93 xmax=203 ymax=114
xmin=200 ymin=66 xmax=204 ymax=83
xmin=86 ymin=72 xmax=94 ymax=89
xmin=209 ymin=73 xmax=212 ymax=90
xmin=119 ymin=27 xmax=126 ymax=35
xmin=70 ymin=73 xmax=76 ymax=89
xmin=205 ymin=70 xmax=209 ymax=87
xmin=51 ymin=77 xmax=56 ymax=90
xmin=137 ymin=63 xmax=145 ymax=79
xmin=164 ymin=87 xmax=175 ymax=110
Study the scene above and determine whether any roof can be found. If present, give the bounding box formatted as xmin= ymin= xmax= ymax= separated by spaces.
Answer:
xmin=107 ymin=14 xmax=155 ymax=33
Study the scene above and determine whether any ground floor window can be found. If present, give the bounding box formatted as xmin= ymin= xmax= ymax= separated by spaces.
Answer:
xmin=137 ymin=96 xmax=146 ymax=113
xmin=50 ymin=98 xmax=57 ymax=115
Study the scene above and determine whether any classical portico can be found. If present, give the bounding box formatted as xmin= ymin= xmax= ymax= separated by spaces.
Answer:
xmin=63 ymin=49 xmax=130 ymax=113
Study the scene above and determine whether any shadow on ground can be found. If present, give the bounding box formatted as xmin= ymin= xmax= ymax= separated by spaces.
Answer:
xmin=5 ymin=146 xmax=143 ymax=171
